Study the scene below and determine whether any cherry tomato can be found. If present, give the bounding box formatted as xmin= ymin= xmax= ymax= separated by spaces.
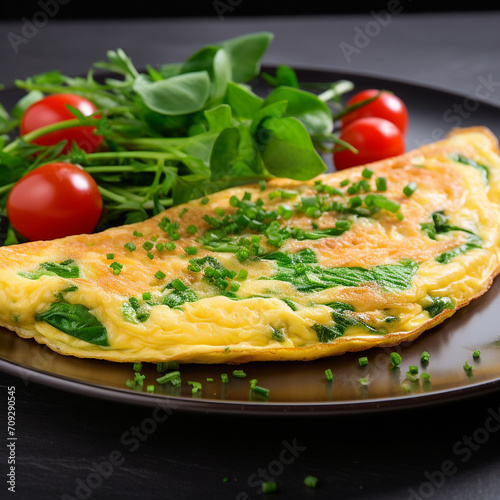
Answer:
xmin=333 ymin=117 xmax=405 ymax=170
xmin=7 ymin=162 xmax=102 ymax=241
xmin=20 ymin=93 xmax=103 ymax=154
xmin=342 ymin=89 xmax=409 ymax=134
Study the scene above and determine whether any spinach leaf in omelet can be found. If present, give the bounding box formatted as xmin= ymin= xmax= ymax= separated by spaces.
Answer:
xmin=264 ymin=250 xmax=418 ymax=293
xmin=449 ymin=153 xmax=490 ymax=184
xmin=18 ymin=259 xmax=79 ymax=280
xmin=36 ymin=301 xmax=109 ymax=346
xmin=420 ymin=211 xmax=483 ymax=263
xmin=312 ymin=302 xmax=382 ymax=343
xmin=422 ymin=295 xmax=455 ymax=318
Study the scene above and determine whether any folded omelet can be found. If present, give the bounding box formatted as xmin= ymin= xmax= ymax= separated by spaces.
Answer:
xmin=1 ymin=127 xmax=499 ymax=364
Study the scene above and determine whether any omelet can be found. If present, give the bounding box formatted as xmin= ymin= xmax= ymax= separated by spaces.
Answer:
xmin=1 ymin=126 xmax=499 ymax=364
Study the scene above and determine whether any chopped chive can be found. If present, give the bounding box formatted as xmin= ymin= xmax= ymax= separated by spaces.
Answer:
xmin=348 ymin=195 xmax=362 ymax=208
xmin=170 ymin=377 xmax=182 ymax=388
xmin=362 ymin=168 xmax=374 ymax=179
xmin=358 ymin=357 xmax=368 ymax=367
xmin=403 ymin=182 xmax=417 ymax=197
xmin=335 ymin=220 xmax=351 ymax=230
xmin=402 ymin=382 xmax=412 ymax=394
xmin=156 ymin=370 xmax=181 ymax=384
xmin=408 ymin=365 xmax=418 ymax=375
xmin=133 ymin=230 xmax=143 ymax=237
xmin=151 ymin=236 xmax=158 ymax=242
xmin=359 ymin=377 xmax=368 ymax=386
xmin=170 ymin=278 xmax=187 ymax=291
xmin=261 ymin=482 xmax=277 ymax=493
xmin=142 ymin=292 xmax=151 ymax=301
xmin=110 ymin=262 xmax=123 ymax=275
xmin=165 ymin=242 xmax=176 ymax=251
xmin=259 ymin=179 xmax=266 ymax=191
xmin=187 ymin=262 xmax=201 ymax=273
xmin=142 ymin=241 xmax=154 ymax=251
xmin=124 ymin=242 xmax=136 ymax=252
xmin=304 ymin=476 xmax=318 ymax=488
xmin=156 ymin=243 xmax=165 ymax=252
xmin=232 ymin=369 xmax=246 ymax=378
xmin=215 ymin=207 xmax=225 ymax=217
xmin=133 ymin=362 xmax=143 ymax=372
xmin=230 ymin=282 xmax=240 ymax=292
xmin=253 ymin=386 xmax=270 ymax=399
xmin=325 ymin=368 xmax=333 ymax=381
xmin=347 ymin=184 xmax=360 ymax=195
xmin=106 ymin=253 xmax=114 ymax=260
xmin=420 ymin=351 xmax=431 ymax=363
xmin=187 ymin=225 xmax=198 ymax=235
xmin=125 ymin=379 xmax=135 ymax=389
xmin=390 ymin=352 xmax=402 ymax=367
xmin=146 ymin=385 xmax=155 ymax=393
xmin=473 ymin=350 xmax=481 ymax=359
xmin=156 ymin=361 xmax=179 ymax=372
xmin=237 ymin=269 xmax=248 ymax=280
xmin=179 ymin=208 xmax=188 ymax=218
xmin=134 ymin=373 xmax=145 ymax=386
xmin=156 ymin=362 xmax=167 ymax=373
xmin=184 ymin=246 xmax=197 ymax=255
xmin=375 ymin=177 xmax=387 ymax=191
xmin=236 ymin=248 xmax=250 ymax=262
xmin=201 ymin=197 xmax=209 ymax=205
xmin=206 ymin=377 xmax=214 ymax=382
xmin=406 ymin=371 xmax=419 ymax=382
xmin=154 ymin=270 xmax=166 ymax=280
xmin=147 ymin=252 xmax=154 ymax=260
xmin=420 ymin=372 xmax=431 ymax=382
xmin=221 ymin=373 xmax=229 ymax=384
xmin=188 ymin=381 xmax=202 ymax=394
xmin=463 ymin=361 xmax=473 ymax=373
xmin=249 ymin=378 xmax=258 ymax=389
xmin=340 ymin=179 xmax=350 ymax=187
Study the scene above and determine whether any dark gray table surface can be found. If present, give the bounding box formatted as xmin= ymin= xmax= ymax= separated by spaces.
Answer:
xmin=1 ymin=12 xmax=500 ymax=500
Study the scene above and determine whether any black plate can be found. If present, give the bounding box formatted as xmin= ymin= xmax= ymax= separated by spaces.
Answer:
xmin=1 ymin=66 xmax=500 ymax=415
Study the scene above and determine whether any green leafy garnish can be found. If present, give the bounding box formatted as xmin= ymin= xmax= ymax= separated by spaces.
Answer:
xmin=2 ymin=32 xmax=359 ymax=235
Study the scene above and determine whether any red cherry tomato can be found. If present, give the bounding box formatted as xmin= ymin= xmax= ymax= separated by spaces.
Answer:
xmin=7 ymin=162 xmax=102 ymax=241
xmin=342 ymin=89 xmax=409 ymax=134
xmin=333 ymin=117 xmax=405 ymax=170
xmin=20 ymin=93 xmax=103 ymax=154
